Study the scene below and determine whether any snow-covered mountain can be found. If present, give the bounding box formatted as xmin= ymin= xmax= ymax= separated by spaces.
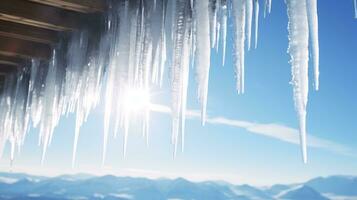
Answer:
xmin=306 ymin=175 xmax=357 ymax=196
xmin=0 ymin=173 xmax=357 ymax=200
xmin=276 ymin=185 xmax=329 ymax=200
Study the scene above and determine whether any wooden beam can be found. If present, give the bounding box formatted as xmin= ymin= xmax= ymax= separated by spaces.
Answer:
xmin=0 ymin=20 xmax=58 ymax=44
xmin=0 ymin=75 xmax=4 ymax=92
xmin=0 ymin=64 xmax=17 ymax=74
xmin=0 ymin=60 xmax=20 ymax=67
xmin=0 ymin=36 xmax=51 ymax=59
xmin=0 ymin=75 xmax=4 ymax=90
xmin=0 ymin=0 xmax=84 ymax=31
xmin=0 ymin=54 xmax=27 ymax=68
xmin=0 ymin=72 xmax=7 ymax=83
xmin=27 ymin=0 xmax=106 ymax=13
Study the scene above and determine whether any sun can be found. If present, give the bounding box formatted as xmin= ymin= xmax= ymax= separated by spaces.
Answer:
xmin=123 ymin=87 xmax=151 ymax=113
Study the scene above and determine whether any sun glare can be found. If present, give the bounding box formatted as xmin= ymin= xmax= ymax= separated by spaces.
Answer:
xmin=123 ymin=87 xmax=151 ymax=113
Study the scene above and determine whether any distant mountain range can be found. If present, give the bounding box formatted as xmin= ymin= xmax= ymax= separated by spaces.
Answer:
xmin=0 ymin=172 xmax=357 ymax=200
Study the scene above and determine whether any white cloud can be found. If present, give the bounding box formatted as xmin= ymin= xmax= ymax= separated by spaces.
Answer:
xmin=150 ymin=104 xmax=355 ymax=157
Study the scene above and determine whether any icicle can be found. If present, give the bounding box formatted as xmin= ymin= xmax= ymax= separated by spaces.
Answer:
xmin=123 ymin=111 xmax=129 ymax=157
xmin=246 ymin=0 xmax=253 ymax=50
xmin=159 ymin=0 xmax=167 ymax=87
xmin=209 ymin=0 xmax=218 ymax=48
xmin=180 ymin=36 xmax=191 ymax=152
xmin=354 ymin=0 xmax=357 ymax=19
xmin=159 ymin=33 xmax=167 ymax=87
xmin=254 ymin=0 xmax=260 ymax=49
xmin=286 ymin=0 xmax=310 ymax=163
xmin=264 ymin=0 xmax=272 ymax=17
xmin=0 ymin=0 xmax=338 ymax=165
xmin=264 ymin=0 xmax=267 ymax=17
xmin=221 ymin=1 xmax=228 ymax=66
xmin=102 ymin=36 xmax=115 ymax=165
xmin=39 ymin=49 xmax=61 ymax=164
xmin=307 ymin=0 xmax=319 ymax=91
xmin=195 ymin=0 xmax=211 ymax=125
xmin=233 ymin=0 xmax=246 ymax=94
xmin=64 ymin=31 xmax=91 ymax=167
xmin=170 ymin=0 xmax=192 ymax=155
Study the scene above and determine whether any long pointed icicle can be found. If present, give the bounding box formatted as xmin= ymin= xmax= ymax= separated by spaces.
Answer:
xmin=286 ymin=0 xmax=310 ymax=163
xmin=246 ymin=0 xmax=253 ymax=50
xmin=233 ymin=0 xmax=247 ymax=94
xmin=195 ymin=0 xmax=211 ymax=125
xmin=180 ymin=17 xmax=192 ymax=153
xmin=307 ymin=0 xmax=320 ymax=91
xmin=210 ymin=0 xmax=218 ymax=48
xmin=171 ymin=0 xmax=192 ymax=155
xmin=221 ymin=2 xmax=228 ymax=65
xmin=40 ymin=49 xmax=60 ymax=164
xmin=264 ymin=0 xmax=267 ymax=17
xmin=354 ymin=0 xmax=357 ymax=18
xmin=254 ymin=0 xmax=260 ymax=49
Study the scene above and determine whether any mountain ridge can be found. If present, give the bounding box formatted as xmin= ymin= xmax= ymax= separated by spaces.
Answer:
xmin=0 ymin=172 xmax=356 ymax=200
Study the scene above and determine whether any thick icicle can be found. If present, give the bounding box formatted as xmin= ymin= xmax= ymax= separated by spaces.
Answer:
xmin=246 ymin=0 xmax=253 ymax=50
xmin=232 ymin=0 xmax=247 ymax=94
xmin=286 ymin=0 xmax=310 ymax=163
xmin=170 ymin=0 xmax=192 ymax=155
xmin=307 ymin=0 xmax=319 ymax=91
xmin=268 ymin=0 xmax=272 ymax=13
xmin=221 ymin=1 xmax=228 ymax=66
xmin=39 ymin=49 xmax=61 ymax=164
xmin=209 ymin=0 xmax=218 ymax=48
xmin=195 ymin=0 xmax=211 ymax=125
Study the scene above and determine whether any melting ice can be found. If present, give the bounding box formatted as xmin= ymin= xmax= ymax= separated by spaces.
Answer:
xmin=0 ymin=0 xmax=354 ymax=165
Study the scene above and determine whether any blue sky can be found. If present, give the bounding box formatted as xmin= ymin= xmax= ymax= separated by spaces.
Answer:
xmin=1 ymin=0 xmax=357 ymax=186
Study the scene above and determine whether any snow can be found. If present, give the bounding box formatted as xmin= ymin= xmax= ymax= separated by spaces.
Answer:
xmin=0 ymin=176 xmax=18 ymax=184
xmin=2 ymin=0 xmax=353 ymax=165
xmin=324 ymin=193 xmax=357 ymax=200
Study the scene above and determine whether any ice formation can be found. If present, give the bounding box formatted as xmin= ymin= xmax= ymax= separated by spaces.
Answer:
xmin=286 ymin=0 xmax=309 ymax=163
xmin=254 ymin=0 xmax=260 ymax=49
xmin=0 ymin=0 xmax=353 ymax=165
xmin=307 ymin=0 xmax=319 ymax=91
xmin=264 ymin=0 xmax=272 ymax=17
xmin=232 ymin=0 xmax=246 ymax=94
xmin=354 ymin=0 xmax=357 ymax=18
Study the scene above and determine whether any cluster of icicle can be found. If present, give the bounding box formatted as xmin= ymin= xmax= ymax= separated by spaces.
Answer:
xmin=0 ymin=31 xmax=105 ymax=165
xmin=0 ymin=0 xmax=354 ymax=166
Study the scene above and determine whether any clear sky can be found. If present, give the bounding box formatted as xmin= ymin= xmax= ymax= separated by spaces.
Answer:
xmin=0 ymin=0 xmax=357 ymax=186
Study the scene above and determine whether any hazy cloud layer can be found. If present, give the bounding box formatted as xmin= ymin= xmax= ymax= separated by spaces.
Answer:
xmin=150 ymin=104 xmax=354 ymax=157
